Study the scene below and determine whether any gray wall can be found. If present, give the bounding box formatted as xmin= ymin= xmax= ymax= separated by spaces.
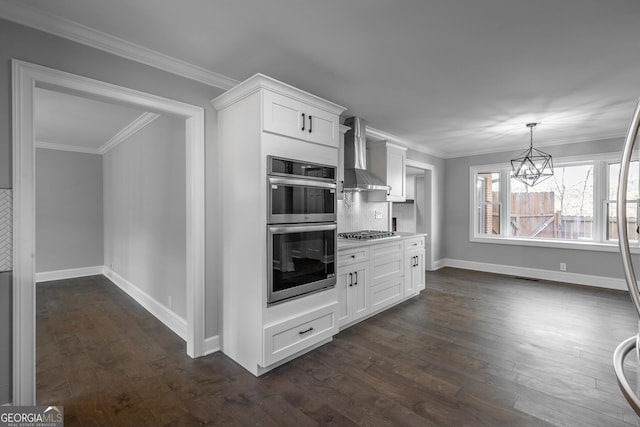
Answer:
xmin=103 ymin=115 xmax=187 ymax=318
xmin=443 ymin=137 xmax=633 ymax=279
xmin=35 ymin=149 xmax=103 ymax=273
xmin=0 ymin=17 xmax=226 ymax=403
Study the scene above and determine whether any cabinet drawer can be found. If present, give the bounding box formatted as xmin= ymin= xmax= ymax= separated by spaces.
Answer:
xmin=371 ymin=254 xmax=403 ymax=283
xmin=338 ymin=246 xmax=369 ymax=266
xmin=369 ymin=277 xmax=404 ymax=313
xmin=263 ymin=303 xmax=338 ymax=367
xmin=404 ymin=236 xmax=425 ymax=251
xmin=370 ymin=240 xmax=403 ymax=259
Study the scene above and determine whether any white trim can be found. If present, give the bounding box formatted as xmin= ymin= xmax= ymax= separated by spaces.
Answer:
xmin=0 ymin=0 xmax=238 ymax=90
xmin=432 ymin=259 xmax=446 ymax=270
xmin=204 ymin=336 xmax=221 ymax=356
xmin=35 ymin=266 xmax=103 ymax=282
xmin=211 ymin=73 xmax=345 ymax=114
xmin=441 ymin=258 xmax=628 ymax=291
xmin=103 ymin=267 xmax=187 ymax=340
xmin=405 ymin=159 xmax=438 ymax=272
xmin=469 ymin=152 xmax=639 ymax=248
xmin=444 ymin=136 xmax=625 ymax=159
xmin=35 ymin=141 xmax=100 ymax=154
xmin=12 ymin=59 xmax=36 ymax=406
xmin=12 ymin=59 xmax=206 ymax=405
xmin=366 ymin=125 xmax=447 ymax=158
xmin=98 ymin=112 xmax=160 ymax=154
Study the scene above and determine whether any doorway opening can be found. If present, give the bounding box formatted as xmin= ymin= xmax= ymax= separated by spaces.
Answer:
xmin=398 ymin=159 xmax=436 ymax=271
xmin=12 ymin=60 xmax=205 ymax=405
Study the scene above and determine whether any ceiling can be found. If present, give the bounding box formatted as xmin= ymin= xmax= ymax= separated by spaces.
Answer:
xmin=35 ymin=88 xmax=148 ymax=153
xmin=5 ymin=0 xmax=640 ymax=158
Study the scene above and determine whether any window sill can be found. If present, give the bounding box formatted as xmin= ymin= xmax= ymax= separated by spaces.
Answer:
xmin=470 ymin=235 xmax=639 ymax=253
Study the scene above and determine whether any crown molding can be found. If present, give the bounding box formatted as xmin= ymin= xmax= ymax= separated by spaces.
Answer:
xmin=365 ymin=125 xmax=447 ymax=159
xmin=35 ymin=140 xmax=100 ymax=154
xmin=0 ymin=0 xmax=239 ymax=90
xmin=443 ymin=133 xmax=626 ymax=159
xmin=99 ymin=112 xmax=160 ymax=154
xmin=212 ymin=73 xmax=346 ymax=114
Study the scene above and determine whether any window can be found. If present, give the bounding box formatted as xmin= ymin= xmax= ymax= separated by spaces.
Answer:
xmin=606 ymin=161 xmax=639 ymax=241
xmin=470 ymin=153 xmax=639 ymax=249
xmin=476 ymin=172 xmax=500 ymax=236
xmin=510 ymin=163 xmax=593 ymax=241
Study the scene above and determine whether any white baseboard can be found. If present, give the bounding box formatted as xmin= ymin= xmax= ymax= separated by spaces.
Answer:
xmin=432 ymin=259 xmax=446 ymax=271
xmin=35 ymin=265 xmax=104 ymax=283
xmin=103 ymin=266 xmax=187 ymax=341
xmin=440 ymin=258 xmax=628 ymax=291
xmin=204 ymin=335 xmax=220 ymax=356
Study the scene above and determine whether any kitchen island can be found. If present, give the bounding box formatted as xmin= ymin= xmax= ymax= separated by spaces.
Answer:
xmin=337 ymin=232 xmax=427 ymax=329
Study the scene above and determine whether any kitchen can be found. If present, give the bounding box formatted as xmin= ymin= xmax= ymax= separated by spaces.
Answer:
xmin=1 ymin=0 xmax=640 ymax=424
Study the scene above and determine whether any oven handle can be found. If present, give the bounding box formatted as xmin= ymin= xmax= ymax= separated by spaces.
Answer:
xmin=269 ymin=223 xmax=337 ymax=234
xmin=269 ymin=176 xmax=337 ymax=190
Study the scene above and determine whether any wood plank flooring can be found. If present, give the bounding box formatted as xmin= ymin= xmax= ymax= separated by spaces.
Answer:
xmin=37 ymin=268 xmax=640 ymax=426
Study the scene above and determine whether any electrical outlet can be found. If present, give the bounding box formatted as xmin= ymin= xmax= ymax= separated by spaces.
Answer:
xmin=374 ymin=210 xmax=383 ymax=219
xmin=560 ymin=263 xmax=567 ymax=271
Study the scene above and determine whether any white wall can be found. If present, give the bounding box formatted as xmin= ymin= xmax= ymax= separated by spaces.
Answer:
xmin=103 ymin=115 xmax=187 ymax=319
xmin=35 ymin=148 xmax=103 ymax=273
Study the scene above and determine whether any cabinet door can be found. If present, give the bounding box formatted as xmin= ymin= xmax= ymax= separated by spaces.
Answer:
xmin=304 ymin=104 xmax=339 ymax=147
xmin=386 ymin=146 xmax=406 ymax=201
xmin=337 ymin=262 xmax=369 ymax=327
xmin=336 ymin=270 xmax=350 ymax=326
xmin=263 ymin=90 xmax=305 ymax=140
xmin=413 ymin=251 xmax=425 ymax=291
xmin=405 ymin=253 xmax=418 ymax=297
xmin=349 ymin=263 xmax=369 ymax=323
xmin=404 ymin=251 xmax=425 ymax=297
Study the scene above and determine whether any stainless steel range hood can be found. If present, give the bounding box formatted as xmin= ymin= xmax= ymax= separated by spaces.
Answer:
xmin=343 ymin=116 xmax=391 ymax=192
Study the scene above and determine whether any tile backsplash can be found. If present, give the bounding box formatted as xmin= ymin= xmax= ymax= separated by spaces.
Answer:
xmin=337 ymin=191 xmax=390 ymax=232
xmin=0 ymin=189 xmax=11 ymax=272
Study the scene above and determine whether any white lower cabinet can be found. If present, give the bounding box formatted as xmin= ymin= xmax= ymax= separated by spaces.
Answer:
xmin=404 ymin=236 xmax=426 ymax=297
xmin=263 ymin=302 xmax=338 ymax=367
xmin=369 ymin=241 xmax=404 ymax=313
xmin=337 ymin=235 xmax=426 ymax=330
xmin=337 ymin=247 xmax=370 ymax=327
xmin=337 ymin=261 xmax=370 ymax=327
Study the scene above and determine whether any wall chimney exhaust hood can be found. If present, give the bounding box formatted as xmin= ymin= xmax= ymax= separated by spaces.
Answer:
xmin=343 ymin=117 xmax=391 ymax=192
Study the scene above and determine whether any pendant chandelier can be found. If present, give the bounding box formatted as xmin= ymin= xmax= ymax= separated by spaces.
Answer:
xmin=511 ymin=122 xmax=553 ymax=186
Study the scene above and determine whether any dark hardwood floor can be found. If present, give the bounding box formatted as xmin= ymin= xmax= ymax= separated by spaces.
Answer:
xmin=37 ymin=268 xmax=640 ymax=426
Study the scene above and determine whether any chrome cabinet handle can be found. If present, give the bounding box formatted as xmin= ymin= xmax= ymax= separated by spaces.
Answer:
xmin=301 ymin=113 xmax=305 ymax=131
xmin=309 ymin=115 xmax=313 ymax=133
xmin=348 ymin=272 xmax=353 ymax=287
xmin=299 ymin=327 xmax=314 ymax=335
xmin=354 ymin=271 xmax=358 ymax=286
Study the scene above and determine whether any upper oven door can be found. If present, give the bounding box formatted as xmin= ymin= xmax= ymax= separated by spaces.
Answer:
xmin=268 ymin=177 xmax=337 ymax=224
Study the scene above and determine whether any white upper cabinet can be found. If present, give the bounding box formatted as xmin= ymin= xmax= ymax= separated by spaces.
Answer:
xmin=263 ymin=87 xmax=340 ymax=147
xmin=368 ymin=142 xmax=408 ymax=202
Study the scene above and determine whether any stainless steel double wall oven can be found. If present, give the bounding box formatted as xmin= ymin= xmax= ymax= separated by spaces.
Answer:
xmin=267 ymin=156 xmax=337 ymax=304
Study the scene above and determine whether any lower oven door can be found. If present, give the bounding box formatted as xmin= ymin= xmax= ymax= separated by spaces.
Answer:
xmin=268 ymin=223 xmax=337 ymax=305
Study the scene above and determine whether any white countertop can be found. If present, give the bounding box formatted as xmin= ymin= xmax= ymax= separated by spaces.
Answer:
xmin=337 ymin=232 xmax=427 ymax=250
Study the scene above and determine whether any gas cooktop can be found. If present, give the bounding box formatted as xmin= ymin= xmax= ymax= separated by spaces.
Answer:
xmin=338 ymin=230 xmax=397 ymax=240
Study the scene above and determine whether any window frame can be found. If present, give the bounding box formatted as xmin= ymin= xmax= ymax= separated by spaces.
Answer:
xmin=469 ymin=152 xmax=639 ymax=252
